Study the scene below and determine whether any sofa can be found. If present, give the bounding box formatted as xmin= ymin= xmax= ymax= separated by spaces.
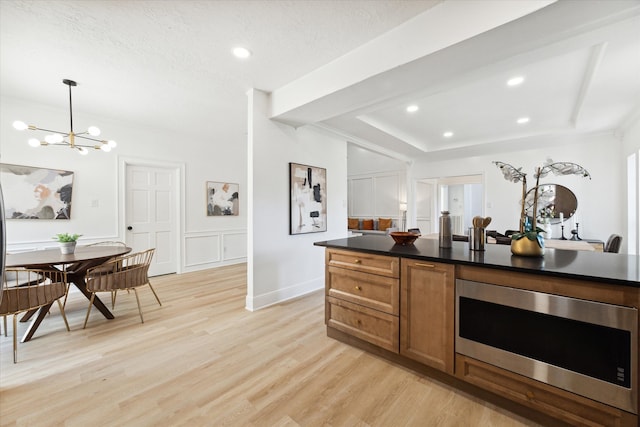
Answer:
xmin=348 ymin=217 xmax=399 ymax=235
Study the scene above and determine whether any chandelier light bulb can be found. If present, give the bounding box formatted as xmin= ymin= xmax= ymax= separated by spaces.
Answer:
xmin=232 ymin=47 xmax=252 ymax=58
xmin=45 ymin=133 xmax=64 ymax=144
xmin=11 ymin=79 xmax=116 ymax=155
xmin=13 ymin=120 xmax=28 ymax=131
xmin=107 ymin=140 xmax=117 ymax=148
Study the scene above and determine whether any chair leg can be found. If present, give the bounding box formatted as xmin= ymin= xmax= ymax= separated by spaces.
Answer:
xmin=147 ymin=283 xmax=162 ymax=306
xmin=57 ymin=299 xmax=71 ymax=332
xmin=3 ymin=315 xmax=7 ymax=337
xmin=133 ymin=288 xmax=144 ymax=323
xmin=111 ymin=290 xmax=117 ymax=309
xmin=83 ymin=294 xmax=96 ymax=329
xmin=62 ymin=283 xmax=71 ymax=309
xmin=13 ymin=314 xmax=18 ymax=363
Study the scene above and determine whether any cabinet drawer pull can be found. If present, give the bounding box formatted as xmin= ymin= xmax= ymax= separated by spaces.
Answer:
xmin=415 ymin=263 xmax=436 ymax=268
xmin=355 ymin=286 xmax=362 ymax=291
xmin=525 ymin=391 xmax=535 ymax=401
xmin=354 ymin=259 xmax=362 ymax=264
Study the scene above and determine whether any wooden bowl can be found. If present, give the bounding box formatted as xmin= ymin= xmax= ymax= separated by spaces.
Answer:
xmin=389 ymin=231 xmax=420 ymax=245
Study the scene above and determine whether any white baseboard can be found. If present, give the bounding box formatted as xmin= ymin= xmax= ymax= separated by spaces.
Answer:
xmin=245 ymin=276 xmax=323 ymax=311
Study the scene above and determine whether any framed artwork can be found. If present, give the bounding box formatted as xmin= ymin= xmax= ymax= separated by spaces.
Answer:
xmin=0 ymin=163 xmax=74 ymax=220
xmin=206 ymin=181 xmax=239 ymax=216
xmin=290 ymin=162 xmax=326 ymax=234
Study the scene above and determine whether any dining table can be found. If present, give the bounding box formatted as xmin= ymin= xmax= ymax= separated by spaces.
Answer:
xmin=5 ymin=245 xmax=131 ymax=342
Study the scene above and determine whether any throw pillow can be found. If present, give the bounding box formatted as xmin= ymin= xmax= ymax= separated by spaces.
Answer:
xmin=378 ymin=218 xmax=392 ymax=230
xmin=362 ymin=219 xmax=374 ymax=230
xmin=348 ymin=218 xmax=359 ymax=229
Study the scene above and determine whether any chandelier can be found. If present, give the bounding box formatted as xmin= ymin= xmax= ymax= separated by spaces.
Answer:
xmin=13 ymin=79 xmax=117 ymax=155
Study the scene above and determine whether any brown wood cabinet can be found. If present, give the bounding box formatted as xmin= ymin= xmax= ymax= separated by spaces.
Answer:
xmin=400 ymin=259 xmax=455 ymax=374
xmin=456 ymin=354 xmax=636 ymax=427
xmin=325 ymin=249 xmax=400 ymax=353
xmin=322 ymin=247 xmax=639 ymax=426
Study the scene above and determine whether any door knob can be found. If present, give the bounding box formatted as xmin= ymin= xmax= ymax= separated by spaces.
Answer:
xmin=127 ymin=226 xmax=133 ymax=230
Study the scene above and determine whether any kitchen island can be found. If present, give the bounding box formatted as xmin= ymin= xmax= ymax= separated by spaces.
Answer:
xmin=315 ymin=235 xmax=640 ymax=427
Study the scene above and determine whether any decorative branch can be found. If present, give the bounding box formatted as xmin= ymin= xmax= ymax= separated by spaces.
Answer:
xmin=493 ymin=159 xmax=592 ymax=243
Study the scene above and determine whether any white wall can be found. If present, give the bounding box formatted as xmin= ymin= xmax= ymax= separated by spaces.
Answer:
xmin=622 ymin=120 xmax=640 ymax=255
xmin=247 ymin=89 xmax=347 ymax=311
xmin=409 ymin=133 xmax=625 ymax=248
xmin=347 ymin=143 xmax=408 ymax=227
xmin=0 ymin=95 xmax=247 ymax=270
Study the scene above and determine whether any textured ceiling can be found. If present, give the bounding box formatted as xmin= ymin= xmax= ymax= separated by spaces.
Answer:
xmin=1 ymin=0 xmax=639 ymax=161
xmin=0 ymin=0 xmax=439 ymax=139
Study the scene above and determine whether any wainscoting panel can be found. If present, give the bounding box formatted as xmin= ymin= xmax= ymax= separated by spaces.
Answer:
xmin=222 ymin=232 xmax=247 ymax=261
xmin=184 ymin=230 xmax=247 ymax=272
xmin=374 ymin=174 xmax=400 ymax=217
xmin=185 ymin=234 xmax=221 ymax=267
xmin=348 ymin=171 xmax=405 ymax=220
xmin=350 ymin=177 xmax=374 ymax=217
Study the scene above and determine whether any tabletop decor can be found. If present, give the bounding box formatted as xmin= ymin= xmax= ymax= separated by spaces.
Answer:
xmin=390 ymin=231 xmax=421 ymax=245
xmin=53 ymin=232 xmax=82 ymax=254
xmin=493 ymin=159 xmax=591 ymax=257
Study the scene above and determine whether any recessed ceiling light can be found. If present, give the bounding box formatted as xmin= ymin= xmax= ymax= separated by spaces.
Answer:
xmin=232 ymin=47 xmax=252 ymax=59
xmin=443 ymin=131 xmax=454 ymax=138
xmin=406 ymin=105 xmax=419 ymax=113
xmin=517 ymin=117 xmax=530 ymax=124
xmin=507 ymin=76 xmax=525 ymax=86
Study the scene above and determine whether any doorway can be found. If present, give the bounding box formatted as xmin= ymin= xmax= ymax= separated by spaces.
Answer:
xmin=121 ymin=159 xmax=182 ymax=276
xmin=415 ymin=174 xmax=484 ymax=235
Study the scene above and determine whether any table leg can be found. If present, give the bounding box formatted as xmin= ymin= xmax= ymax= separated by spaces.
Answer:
xmin=68 ymin=274 xmax=115 ymax=320
xmin=19 ymin=308 xmax=38 ymax=322
xmin=21 ymin=303 xmax=53 ymax=342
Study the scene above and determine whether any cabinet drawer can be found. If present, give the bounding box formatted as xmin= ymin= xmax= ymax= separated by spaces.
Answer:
xmin=326 ymin=296 xmax=399 ymax=353
xmin=327 ymin=266 xmax=399 ymax=315
xmin=455 ymin=354 xmax=637 ymax=427
xmin=326 ymin=249 xmax=399 ymax=278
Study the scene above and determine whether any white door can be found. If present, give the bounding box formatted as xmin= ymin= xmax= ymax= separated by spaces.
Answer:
xmin=125 ymin=164 xmax=177 ymax=276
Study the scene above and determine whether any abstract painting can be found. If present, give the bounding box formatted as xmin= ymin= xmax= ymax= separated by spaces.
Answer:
xmin=290 ymin=162 xmax=326 ymax=234
xmin=0 ymin=163 xmax=74 ymax=220
xmin=206 ymin=181 xmax=239 ymax=216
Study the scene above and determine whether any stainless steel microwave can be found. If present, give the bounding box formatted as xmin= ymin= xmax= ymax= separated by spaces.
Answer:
xmin=456 ymin=279 xmax=637 ymax=413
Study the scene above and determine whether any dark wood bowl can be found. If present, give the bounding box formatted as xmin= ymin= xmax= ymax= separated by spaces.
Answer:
xmin=389 ymin=231 xmax=421 ymax=245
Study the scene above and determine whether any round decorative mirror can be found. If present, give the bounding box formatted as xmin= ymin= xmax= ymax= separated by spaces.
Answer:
xmin=524 ymin=184 xmax=577 ymax=225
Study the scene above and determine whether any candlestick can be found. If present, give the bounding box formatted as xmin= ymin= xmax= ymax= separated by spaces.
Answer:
xmin=560 ymin=225 xmax=566 ymax=240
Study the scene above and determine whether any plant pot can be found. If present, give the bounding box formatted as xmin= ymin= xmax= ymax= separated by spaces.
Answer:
xmin=59 ymin=241 xmax=77 ymax=255
xmin=511 ymin=237 xmax=544 ymax=257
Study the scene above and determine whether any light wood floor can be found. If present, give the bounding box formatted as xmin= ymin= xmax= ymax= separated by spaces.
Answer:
xmin=1 ymin=264 xmax=546 ymax=427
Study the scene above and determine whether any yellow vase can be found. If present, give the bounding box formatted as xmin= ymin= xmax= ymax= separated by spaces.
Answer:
xmin=511 ymin=237 xmax=544 ymax=257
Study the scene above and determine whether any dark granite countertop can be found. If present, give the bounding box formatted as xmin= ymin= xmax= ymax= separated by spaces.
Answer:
xmin=315 ymin=235 xmax=640 ymax=288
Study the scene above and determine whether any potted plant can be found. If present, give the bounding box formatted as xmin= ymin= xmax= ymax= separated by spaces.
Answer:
xmin=53 ymin=233 xmax=82 ymax=254
xmin=493 ymin=159 xmax=591 ymax=257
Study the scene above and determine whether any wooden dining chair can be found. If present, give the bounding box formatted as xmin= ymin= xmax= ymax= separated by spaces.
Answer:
xmin=83 ymin=248 xmax=161 ymax=328
xmin=1 ymin=268 xmax=70 ymax=363
xmin=62 ymin=241 xmax=128 ymax=309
